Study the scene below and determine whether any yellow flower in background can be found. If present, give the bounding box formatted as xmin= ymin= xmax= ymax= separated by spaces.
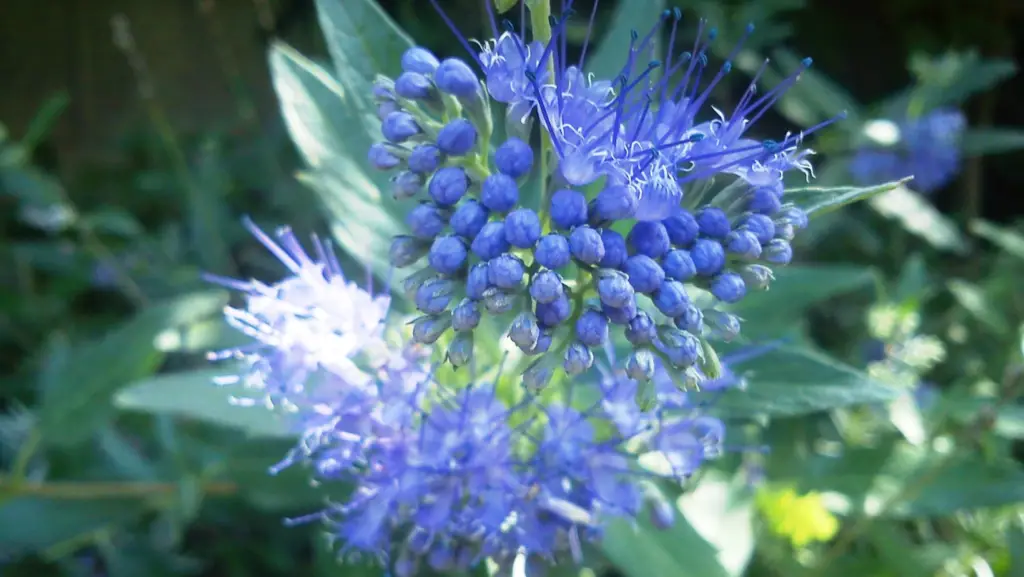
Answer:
xmin=755 ymin=485 xmax=840 ymax=548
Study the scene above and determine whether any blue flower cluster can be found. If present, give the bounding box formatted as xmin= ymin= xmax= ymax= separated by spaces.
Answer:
xmin=850 ymin=107 xmax=966 ymax=193
xmin=209 ymin=219 xmax=764 ymax=572
xmin=371 ymin=1 xmax=833 ymax=383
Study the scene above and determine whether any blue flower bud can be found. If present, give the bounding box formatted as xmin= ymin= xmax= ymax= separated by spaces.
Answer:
xmin=428 ymin=235 xmax=468 ymax=274
xmin=481 ymin=287 xmax=517 ymax=314
xmin=657 ymin=327 xmax=700 ymax=368
xmin=569 ymin=226 xmax=605 ymax=265
xmin=530 ymin=270 xmax=564 ymax=304
xmin=391 ymin=171 xmax=424 ymax=200
xmin=662 ymin=249 xmax=697 ymax=281
xmin=509 ymin=312 xmax=541 ymax=351
xmin=494 ymin=137 xmax=534 ymax=178
xmin=762 ymin=239 xmax=793 ymax=264
xmin=470 ymin=221 xmax=510 ymax=259
xmin=406 ymin=203 xmax=447 ymax=239
xmin=372 ymin=78 xmax=395 ymax=101
xmin=596 ymin=269 xmax=634 ymax=308
xmin=534 ymin=233 xmax=571 ymax=269
xmin=434 ymin=58 xmax=480 ymax=97
xmin=725 ymin=230 xmax=762 ymax=260
xmin=626 ymin=349 xmax=657 ymax=382
xmin=452 ymin=298 xmax=481 ymax=331
xmin=575 ymin=309 xmax=609 ymax=347
xmin=776 ymin=206 xmax=808 ymax=229
xmin=775 ymin=223 xmax=796 ymax=241
xmin=710 ymin=271 xmax=746 ymax=303
xmin=401 ymin=46 xmax=440 ymax=74
xmin=428 ymin=167 xmax=469 ymax=206
xmin=674 ymin=304 xmax=704 ymax=334
xmin=408 ymin=144 xmax=441 ymax=174
xmin=377 ymin=100 xmax=401 ymax=120
xmin=523 ymin=356 xmax=557 ymax=392
xmin=382 ymin=111 xmax=421 ymax=143
xmin=415 ymin=277 xmax=456 ymax=314
xmin=690 ymin=239 xmax=726 ymax=277
xmin=528 ymin=329 xmax=553 ymax=355
xmin=505 ymin=208 xmax=541 ymax=248
xmin=447 ymin=332 xmax=473 ymax=367
xmin=450 ymin=199 xmax=489 ymax=239
xmin=626 ymin=311 xmax=656 ymax=346
xmin=402 ymin=268 xmax=438 ymax=301
xmin=395 ymin=72 xmax=435 ymax=100
xmin=481 ymin=174 xmax=519 ymax=213
xmin=591 ymin=184 xmax=638 ymax=221
xmin=663 ymin=211 xmax=699 ymax=246
xmin=390 ymin=235 xmax=428 ymax=267
xmin=436 ymin=118 xmax=478 ymax=156
xmin=535 ymin=292 xmax=572 ymax=327
xmin=602 ymin=297 xmax=638 ymax=325
xmin=705 ymin=309 xmax=742 ymax=341
xmin=466 ymin=262 xmax=490 ymax=300
xmin=599 ymin=229 xmax=628 ymax=269
xmin=628 ymin=221 xmax=671 ymax=258
xmin=412 ymin=313 xmax=452 ymax=344
xmin=368 ymin=142 xmax=402 ymax=170
xmin=652 ymin=279 xmax=690 ymax=317
xmin=564 ymin=341 xmax=594 ymax=375
xmin=549 ymin=189 xmax=588 ymax=229
xmin=488 ymin=254 xmax=525 ymax=290
xmin=740 ymin=264 xmax=774 ymax=290
xmin=738 ymin=213 xmax=776 ymax=244
xmin=696 ymin=207 xmax=731 ymax=239
xmin=623 ymin=255 xmax=666 ymax=294
xmin=747 ymin=186 xmax=782 ymax=215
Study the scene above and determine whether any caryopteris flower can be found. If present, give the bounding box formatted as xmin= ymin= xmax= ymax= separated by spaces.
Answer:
xmin=850 ymin=107 xmax=966 ymax=193
xmin=208 ymin=220 xmax=778 ymax=572
xmin=369 ymin=0 xmax=837 ymax=386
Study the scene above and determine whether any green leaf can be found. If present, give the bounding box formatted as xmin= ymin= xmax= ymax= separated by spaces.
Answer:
xmin=0 ymin=497 xmax=146 ymax=557
xmin=730 ymin=265 xmax=874 ymax=329
xmin=116 ymin=368 xmax=293 ymax=439
xmin=269 ymin=42 xmax=407 ymax=290
xmin=971 ymin=219 xmax=1024 ymax=261
xmin=271 ymin=0 xmax=413 ymax=288
xmin=37 ymin=291 xmax=228 ymax=447
xmin=947 ymin=279 xmax=1010 ymax=334
xmin=910 ymin=51 xmax=1016 ymax=108
xmin=700 ymin=345 xmax=897 ymax=417
xmin=789 ymin=176 xmax=912 ymax=217
xmin=802 ymin=442 xmax=1024 ymax=518
xmin=869 ymin=185 xmax=968 ymax=254
xmin=961 ymin=128 xmax=1024 ymax=157
xmin=602 ymin=504 xmax=731 ymax=577
xmin=879 ymin=447 xmax=1024 ymax=518
xmin=587 ymin=0 xmax=665 ymax=82
xmin=81 ymin=207 xmax=144 ymax=237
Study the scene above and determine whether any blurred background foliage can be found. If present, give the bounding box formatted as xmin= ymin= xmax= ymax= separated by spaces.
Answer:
xmin=1 ymin=0 xmax=1024 ymax=576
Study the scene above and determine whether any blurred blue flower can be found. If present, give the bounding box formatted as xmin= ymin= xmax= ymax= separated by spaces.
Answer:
xmin=205 ymin=221 xmax=787 ymax=571
xmin=850 ymin=108 xmax=966 ymax=193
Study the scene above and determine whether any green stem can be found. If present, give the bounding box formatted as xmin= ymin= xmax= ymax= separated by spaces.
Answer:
xmin=526 ymin=0 xmax=557 ymax=231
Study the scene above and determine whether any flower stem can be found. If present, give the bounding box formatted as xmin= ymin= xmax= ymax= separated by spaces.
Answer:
xmin=526 ymin=0 xmax=557 ymax=231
